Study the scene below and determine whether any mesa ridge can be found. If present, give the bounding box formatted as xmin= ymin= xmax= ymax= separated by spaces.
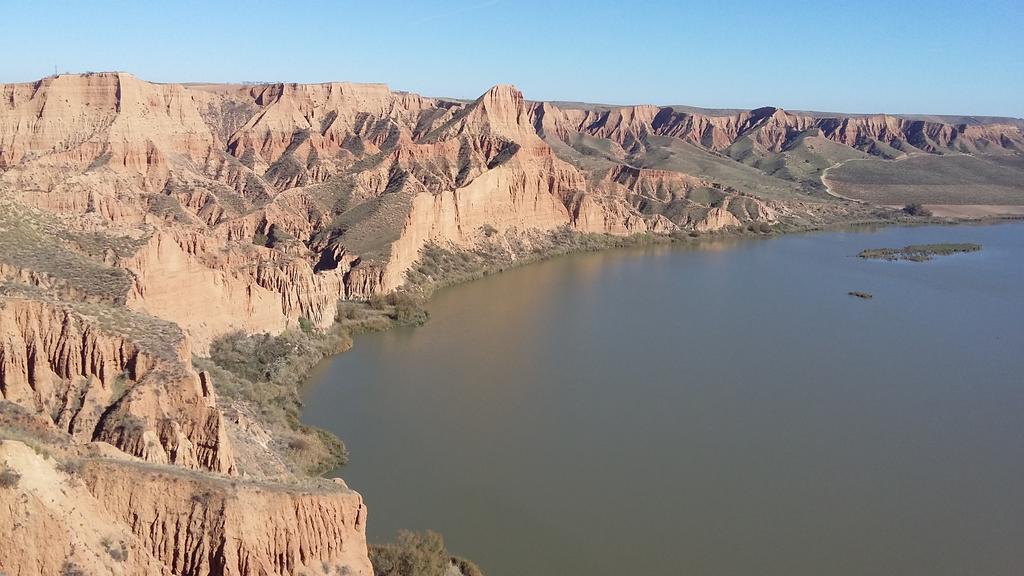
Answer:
xmin=1 ymin=71 xmax=1022 ymax=576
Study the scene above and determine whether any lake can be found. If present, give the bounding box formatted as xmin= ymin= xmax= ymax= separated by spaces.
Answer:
xmin=303 ymin=222 xmax=1024 ymax=576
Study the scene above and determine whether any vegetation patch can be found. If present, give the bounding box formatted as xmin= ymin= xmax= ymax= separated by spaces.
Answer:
xmin=826 ymin=154 xmax=1024 ymax=206
xmin=60 ymin=562 xmax=87 ymax=576
xmin=197 ymin=328 xmax=349 ymax=476
xmin=335 ymin=301 xmax=395 ymax=333
xmin=0 ymin=203 xmax=135 ymax=304
xmin=368 ymin=291 xmax=429 ymax=326
xmin=101 ymin=537 xmax=129 ymax=562
xmin=57 ymin=459 xmax=85 ymax=477
xmin=370 ymin=531 xmax=484 ymax=576
xmin=858 ymin=243 xmax=982 ymax=262
xmin=902 ymin=203 xmax=932 ymax=217
xmin=0 ymin=463 xmax=21 ymax=488
xmin=405 ymin=226 xmax=670 ymax=295
xmin=196 ymin=301 xmax=416 ymax=476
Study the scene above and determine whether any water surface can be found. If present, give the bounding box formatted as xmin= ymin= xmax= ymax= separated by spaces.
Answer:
xmin=304 ymin=223 xmax=1024 ymax=576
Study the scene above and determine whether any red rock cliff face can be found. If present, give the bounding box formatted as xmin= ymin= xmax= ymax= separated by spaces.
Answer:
xmin=0 ymin=441 xmax=176 ymax=576
xmin=1 ymin=71 xmax=1021 ymax=576
xmin=0 ymin=440 xmax=371 ymax=576
xmin=82 ymin=460 xmax=371 ymax=576
xmin=531 ymin=101 xmax=1024 ymax=154
xmin=0 ymin=292 xmax=372 ymax=576
xmin=0 ymin=72 xmax=224 ymax=190
xmin=0 ymin=295 xmax=235 ymax=474
xmin=5 ymin=73 xmax=1020 ymax=345
xmin=5 ymin=73 xmax=1017 ymax=345
xmin=4 ymin=72 xmax=1021 ymax=394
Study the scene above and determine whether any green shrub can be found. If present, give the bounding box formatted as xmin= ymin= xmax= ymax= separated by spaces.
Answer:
xmin=202 ymin=328 xmax=350 ymax=473
xmin=61 ymin=562 xmax=87 ymax=576
xmin=366 ymin=292 xmax=428 ymax=326
xmin=209 ymin=330 xmax=319 ymax=385
xmin=335 ymin=302 xmax=392 ymax=333
xmin=57 ymin=459 xmax=84 ymax=476
xmin=201 ymin=299 xmax=425 ymax=476
xmin=370 ymin=531 xmax=484 ymax=576
xmin=368 ymin=294 xmax=388 ymax=310
xmin=101 ymin=537 xmax=129 ymax=562
xmin=370 ymin=531 xmax=448 ymax=576
xmin=903 ymin=203 xmax=932 ymax=217
xmin=386 ymin=292 xmax=428 ymax=326
xmin=287 ymin=436 xmax=311 ymax=452
xmin=858 ymin=243 xmax=981 ymax=262
xmin=0 ymin=464 xmax=20 ymax=488
xmin=266 ymin=223 xmax=295 ymax=247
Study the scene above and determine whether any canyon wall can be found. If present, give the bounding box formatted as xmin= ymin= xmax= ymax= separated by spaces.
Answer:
xmin=4 ymin=73 xmax=1020 ymax=349
xmin=0 ymin=295 xmax=234 ymax=473
xmin=0 ymin=440 xmax=371 ymax=576
xmin=2 ymin=71 xmax=1021 ymax=576
xmin=530 ymin=101 xmax=1024 ymax=156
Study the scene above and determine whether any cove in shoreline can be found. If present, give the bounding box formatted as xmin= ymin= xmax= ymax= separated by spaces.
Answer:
xmin=303 ymin=220 xmax=1024 ymax=576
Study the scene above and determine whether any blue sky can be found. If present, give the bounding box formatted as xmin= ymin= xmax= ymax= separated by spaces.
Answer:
xmin=2 ymin=0 xmax=1022 ymax=116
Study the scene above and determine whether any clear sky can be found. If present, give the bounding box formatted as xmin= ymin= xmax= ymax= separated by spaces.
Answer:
xmin=2 ymin=0 xmax=1022 ymax=117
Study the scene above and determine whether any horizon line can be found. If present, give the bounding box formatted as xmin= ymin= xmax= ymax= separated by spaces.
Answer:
xmin=8 ymin=69 xmax=1023 ymax=123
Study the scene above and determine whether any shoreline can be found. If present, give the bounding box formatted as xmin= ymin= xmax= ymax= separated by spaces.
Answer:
xmin=302 ymin=211 xmax=1024 ymax=576
xmin=181 ymin=210 xmax=1024 ymax=488
xmin=294 ymin=209 xmax=1024 ymax=476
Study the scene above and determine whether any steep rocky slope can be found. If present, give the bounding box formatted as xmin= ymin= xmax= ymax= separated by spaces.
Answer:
xmin=2 ymin=72 xmax=1020 ymax=349
xmin=0 ymin=439 xmax=370 ymax=576
xmin=1 ymin=71 xmax=1022 ymax=576
xmin=0 ymin=289 xmax=234 ymax=473
xmin=532 ymin=102 xmax=1024 ymax=156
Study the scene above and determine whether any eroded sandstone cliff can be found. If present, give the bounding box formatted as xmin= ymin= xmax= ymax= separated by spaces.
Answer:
xmin=2 ymin=71 xmax=1022 ymax=576
xmin=0 ymin=439 xmax=371 ymax=576
xmin=0 ymin=72 xmax=915 ymax=350
xmin=0 ymin=291 xmax=234 ymax=474
xmin=4 ymin=72 xmax=1020 ymax=349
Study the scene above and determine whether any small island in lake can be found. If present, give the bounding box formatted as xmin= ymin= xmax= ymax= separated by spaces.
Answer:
xmin=848 ymin=291 xmax=874 ymax=299
xmin=858 ymin=243 xmax=982 ymax=262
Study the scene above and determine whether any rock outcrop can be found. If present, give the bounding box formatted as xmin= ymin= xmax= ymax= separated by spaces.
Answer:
xmin=83 ymin=458 xmax=371 ymax=576
xmin=0 ymin=293 xmax=235 ymax=474
xmin=531 ymin=101 xmax=1024 ymax=155
xmin=0 ymin=440 xmax=173 ymax=576
xmin=2 ymin=71 xmax=1022 ymax=576
xmin=0 ymin=439 xmax=371 ymax=576
xmin=4 ymin=73 xmax=1019 ymax=349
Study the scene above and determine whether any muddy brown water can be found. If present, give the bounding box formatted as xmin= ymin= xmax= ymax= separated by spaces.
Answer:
xmin=304 ymin=222 xmax=1024 ymax=576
